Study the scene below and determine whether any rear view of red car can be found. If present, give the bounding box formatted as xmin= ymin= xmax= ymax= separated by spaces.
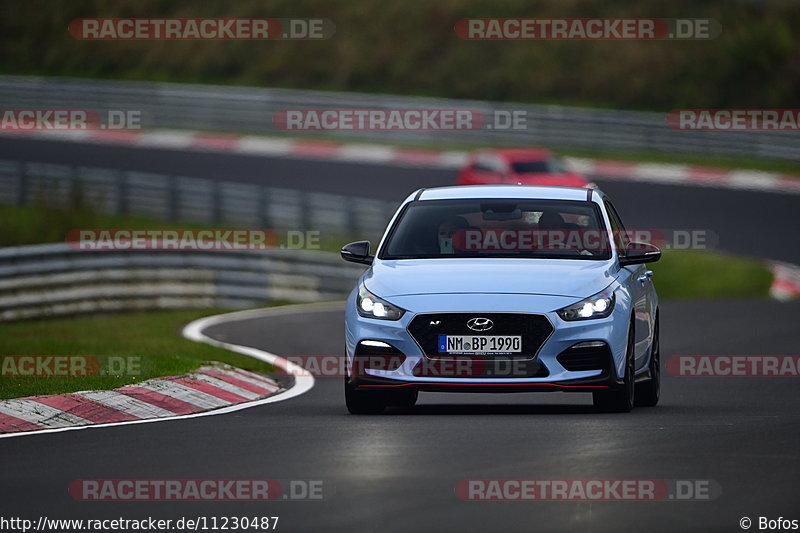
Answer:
xmin=457 ymin=148 xmax=591 ymax=187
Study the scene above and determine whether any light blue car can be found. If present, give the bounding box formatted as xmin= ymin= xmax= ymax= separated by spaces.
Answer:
xmin=342 ymin=185 xmax=661 ymax=414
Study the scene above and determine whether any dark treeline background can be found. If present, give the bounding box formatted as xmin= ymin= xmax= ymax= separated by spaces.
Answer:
xmin=1 ymin=0 xmax=797 ymax=110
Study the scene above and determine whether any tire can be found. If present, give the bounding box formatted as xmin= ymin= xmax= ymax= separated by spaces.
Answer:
xmin=593 ymin=320 xmax=635 ymax=413
xmin=635 ymin=313 xmax=660 ymax=407
xmin=344 ymin=376 xmax=386 ymax=414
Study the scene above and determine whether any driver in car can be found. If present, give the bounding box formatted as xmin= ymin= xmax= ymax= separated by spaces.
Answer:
xmin=437 ymin=215 xmax=471 ymax=254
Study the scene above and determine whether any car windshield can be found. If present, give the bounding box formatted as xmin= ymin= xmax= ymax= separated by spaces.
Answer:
xmin=510 ymin=160 xmax=552 ymax=174
xmin=380 ymin=199 xmax=611 ymax=260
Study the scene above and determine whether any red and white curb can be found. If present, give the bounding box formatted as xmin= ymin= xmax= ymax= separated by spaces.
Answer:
xmin=0 ymin=303 xmax=326 ymax=439
xmin=0 ymin=363 xmax=281 ymax=435
xmin=769 ymin=262 xmax=800 ymax=301
xmin=2 ymin=128 xmax=798 ymax=195
xmin=567 ymin=159 xmax=800 ymax=195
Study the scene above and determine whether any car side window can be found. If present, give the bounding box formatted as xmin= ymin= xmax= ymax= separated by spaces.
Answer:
xmin=550 ymin=157 xmax=567 ymax=173
xmin=472 ymin=156 xmax=504 ymax=173
xmin=603 ymin=199 xmax=630 ymax=256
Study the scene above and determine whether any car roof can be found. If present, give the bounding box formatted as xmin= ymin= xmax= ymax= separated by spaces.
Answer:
xmin=476 ymin=148 xmax=553 ymax=161
xmin=413 ymin=185 xmax=600 ymax=203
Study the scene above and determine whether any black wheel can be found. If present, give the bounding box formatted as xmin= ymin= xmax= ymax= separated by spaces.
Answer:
xmin=386 ymin=389 xmax=418 ymax=408
xmin=635 ymin=313 xmax=660 ymax=407
xmin=593 ymin=320 xmax=635 ymax=413
xmin=344 ymin=376 xmax=386 ymax=414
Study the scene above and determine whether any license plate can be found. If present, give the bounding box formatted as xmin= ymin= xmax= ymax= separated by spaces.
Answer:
xmin=438 ymin=335 xmax=522 ymax=354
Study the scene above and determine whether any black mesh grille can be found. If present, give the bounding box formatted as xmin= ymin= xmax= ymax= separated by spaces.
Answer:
xmin=556 ymin=343 xmax=613 ymax=373
xmin=407 ymin=313 xmax=553 ymax=360
xmin=411 ymin=357 xmax=549 ymax=378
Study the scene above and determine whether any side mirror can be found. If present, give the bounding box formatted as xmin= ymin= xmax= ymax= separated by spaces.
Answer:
xmin=619 ymin=242 xmax=661 ymax=266
xmin=341 ymin=241 xmax=374 ymax=265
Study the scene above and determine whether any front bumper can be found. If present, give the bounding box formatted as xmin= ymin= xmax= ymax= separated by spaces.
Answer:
xmin=344 ymin=291 xmax=631 ymax=393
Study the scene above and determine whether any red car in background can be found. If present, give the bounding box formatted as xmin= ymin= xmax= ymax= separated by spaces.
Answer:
xmin=456 ymin=148 xmax=591 ymax=188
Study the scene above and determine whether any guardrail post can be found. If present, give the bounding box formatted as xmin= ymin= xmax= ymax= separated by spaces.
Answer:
xmin=16 ymin=161 xmax=27 ymax=206
xmin=118 ymin=170 xmax=128 ymax=215
xmin=259 ymin=186 xmax=270 ymax=228
xmin=212 ymin=180 xmax=222 ymax=224
xmin=345 ymin=202 xmax=358 ymax=239
xmin=68 ymin=165 xmax=80 ymax=207
xmin=167 ymin=175 xmax=178 ymax=221
xmin=300 ymin=191 xmax=311 ymax=232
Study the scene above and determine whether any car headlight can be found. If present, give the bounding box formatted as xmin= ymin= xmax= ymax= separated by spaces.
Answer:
xmin=357 ymin=284 xmax=406 ymax=320
xmin=557 ymin=287 xmax=615 ymax=321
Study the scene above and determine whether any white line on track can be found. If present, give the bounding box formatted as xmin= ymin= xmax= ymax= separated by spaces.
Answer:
xmin=0 ymin=302 xmax=340 ymax=439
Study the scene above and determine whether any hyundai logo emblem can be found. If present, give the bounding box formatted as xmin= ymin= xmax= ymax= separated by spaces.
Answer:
xmin=467 ymin=317 xmax=494 ymax=331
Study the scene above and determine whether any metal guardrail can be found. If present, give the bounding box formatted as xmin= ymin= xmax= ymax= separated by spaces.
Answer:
xmin=0 ymin=243 xmax=364 ymax=320
xmin=0 ymin=158 xmax=388 ymax=321
xmin=1 ymin=76 xmax=798 ymax=161
xmin=0 ymin=159 xmax=399 ymax=240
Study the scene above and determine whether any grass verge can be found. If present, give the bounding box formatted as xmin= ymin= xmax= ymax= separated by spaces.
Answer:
xmin=652 ymin=250 xmax=773 ymax=300
xmin=0 ymin=308 xmax=277 ymax=400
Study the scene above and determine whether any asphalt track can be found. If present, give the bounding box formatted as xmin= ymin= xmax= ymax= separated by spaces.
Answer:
xmin=0 ymin=136 xmax=799 ymax=532
xmin=0 ymin=300 xmax=799 ymax=531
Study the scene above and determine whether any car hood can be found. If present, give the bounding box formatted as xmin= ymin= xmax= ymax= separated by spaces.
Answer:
xmin=364 ymin=258 xmax=616 ymax=298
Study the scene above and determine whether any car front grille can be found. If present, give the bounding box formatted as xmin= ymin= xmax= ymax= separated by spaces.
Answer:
xmin=407 ymin=312 xmax=554 ymax=361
